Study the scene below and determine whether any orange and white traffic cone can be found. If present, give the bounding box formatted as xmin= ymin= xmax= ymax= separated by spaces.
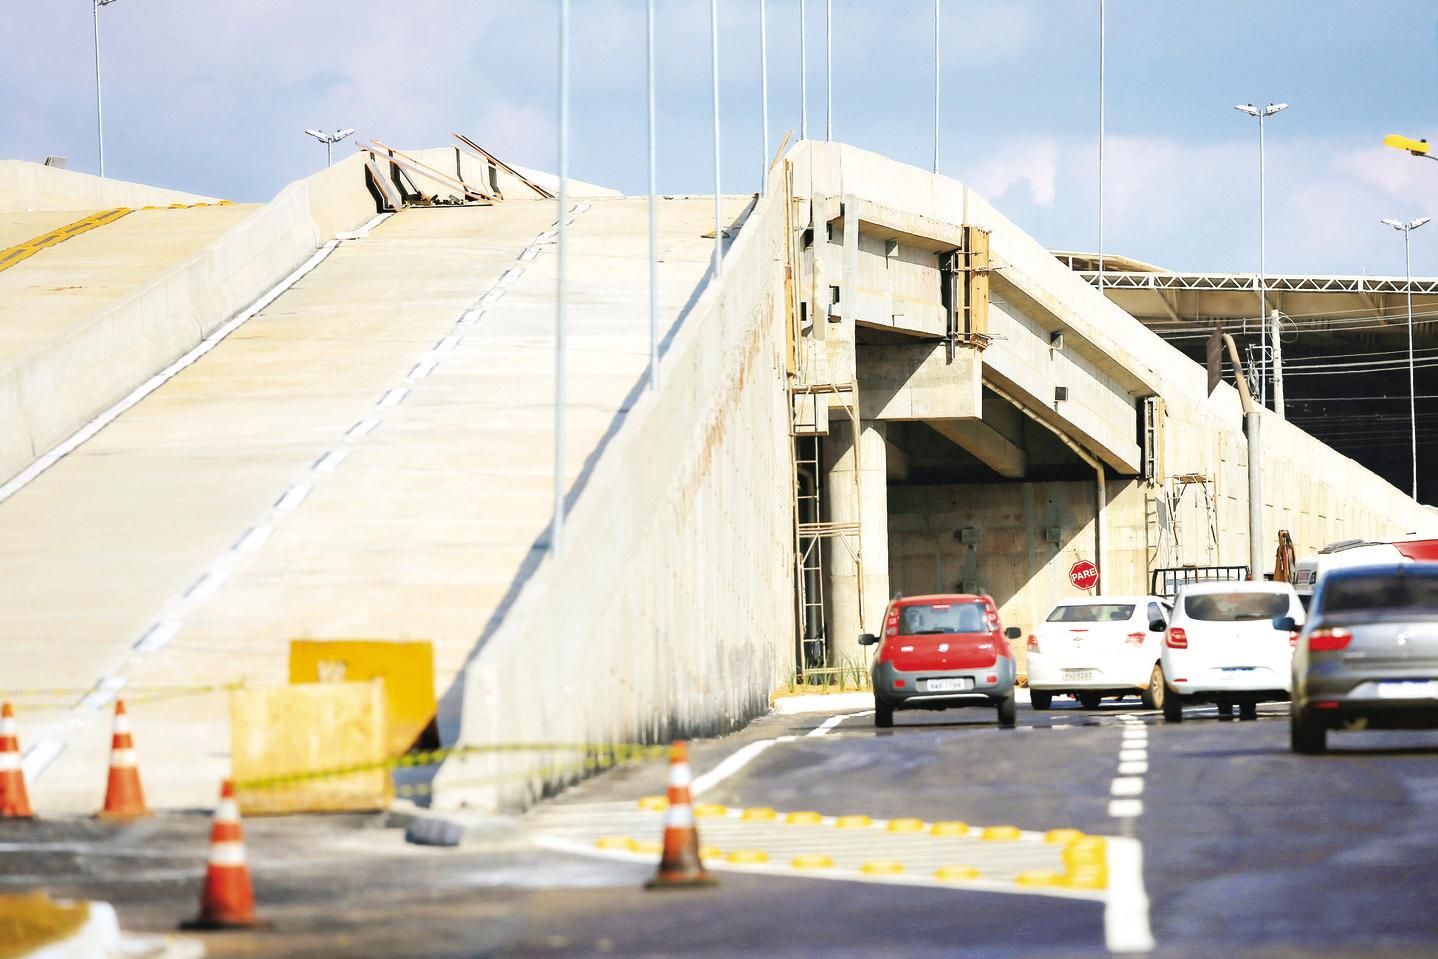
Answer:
xmin=0 ymin=703 xmax=35 ymax=819
xmin=98 ymin=700 xmax=149 ymax=820
xmin=644 ymin=741 xmax=717 ymax=890
xmin=181 ymin=779 xmax=265 ymax=930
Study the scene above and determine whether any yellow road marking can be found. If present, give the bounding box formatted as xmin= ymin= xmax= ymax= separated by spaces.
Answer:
xmin=0 ymin=208 xmax=131 ymax=274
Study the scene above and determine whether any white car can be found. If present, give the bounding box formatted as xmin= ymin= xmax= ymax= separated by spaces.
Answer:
xmin=1026 ymin=596 xmax=1174 ymax=711
xmin=1161 ymin=580 xmax=1305 ymax=723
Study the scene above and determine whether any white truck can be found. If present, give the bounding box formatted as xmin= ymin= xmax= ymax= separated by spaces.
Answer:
xmin=1292 ymin=538 xmax=1438 ymax=610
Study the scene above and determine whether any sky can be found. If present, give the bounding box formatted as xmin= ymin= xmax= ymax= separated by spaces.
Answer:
xmin=6 ymin=0 xmax=1438 ymax=276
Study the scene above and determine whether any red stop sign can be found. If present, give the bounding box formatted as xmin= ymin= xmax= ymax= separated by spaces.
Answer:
xmin=1069 ymin=560 xmax=1099 ymax=591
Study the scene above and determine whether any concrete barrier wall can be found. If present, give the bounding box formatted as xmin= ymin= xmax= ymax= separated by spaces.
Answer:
xmin=0 ymin=159 xmax=218 ymax=211
xmin=0 ymin=153 xmax=379 ymax=485
xmin=435 ymin=189 xmax=794 ymax=812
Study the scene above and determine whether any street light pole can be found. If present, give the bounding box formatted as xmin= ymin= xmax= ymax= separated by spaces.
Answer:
xmin=1097 ymin=0 xmax=1104 ymax=292
xmin=799 ymin=0 xmax=807 ymax=140
xmin=1382 ymin=216 xmax=1431 ymax=500
xmin=760 ymin=0 xmax=770 ymax=193
xmin=1236 ymin=102 xmax=1289 ymax=416
xmin=933 ymin=0 xmax=940 ymax=174
xmin=93 ymin=0 xmax=122 ymax=178
xmin=825 ymin=0 xmax=832 ymax=141
xmin=304 ymin=129 xmax=356 ymax=168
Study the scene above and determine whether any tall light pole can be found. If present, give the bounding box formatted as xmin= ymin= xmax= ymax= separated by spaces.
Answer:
xmin=1381 ymin=216 xmax=1431 ymax=501
xmin=760 ymin=0 xmax=770 ymax=193
xmin=799 ymin=0 xmax=808 ymax=140
xmin=711 ymin=0 xmax=723 ymax=277
xmin=93 ymin=0 xmax=122 ymax=178
xmin=303 ymin=128 xmax=355 ymax=168
xmin=554 ymin=0 xmax=571 ymax=554
xmin=1235 ymin=102 xmax=1289 ymax=416
xmin=825 ymin=0 xmax=833 ymax=141
xmin=646 ymin=0 xmax=659 ymax=390
xmin=933 ymin=0 xmax=940 ymax=174
xmin=1097 ymin=0 xmax=1105 ymax=292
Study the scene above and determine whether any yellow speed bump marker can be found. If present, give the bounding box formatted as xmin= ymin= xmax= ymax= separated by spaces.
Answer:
xmin=1016 ymin=870 xmax=1065 ymax=887
xmin=980 ymin=825 xmax=1022 ymax=842
xmin=1063 ymin=839 xmax=1108 ymax=868
xmin=596 ymin=836 xmax=636 ymax=851
xmin=726 ymin=849 xmax=770 ymax=864
xmin=631 ymin=840 xmax=663 ymax=856
xmin=860 ymin=860 xmax=905 ymax=876
xmin=934 ymin=865 xmax=980 ymax=882
xmin=700 ymin=846 xmax=724 ymax=861
xmin=834 ymin=814 xmax=874 ymax=829
xmin=694 ymin=803 xmax=729 ymax=818
xmin=741 ymin=807 xmax=778 ymax=822
xmin=785 ymin=810 xmax=825 ymax=825
xmin=638 ymin=795 xmax=668 ymax=811
xmin=930 ymin=820 xmax=970 ymax=837
xmin=791 ymin=854 xmax=835 ymax=870
xmin=886 ymin=818 xmax=926 ymax=833
xmin=1045 ymin=828 xmax=1085 ymax=845
xmin=1063 ymin=865 xmax=1110 ymax=890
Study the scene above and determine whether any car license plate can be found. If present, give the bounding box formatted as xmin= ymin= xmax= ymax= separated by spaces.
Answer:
xmin=1377 ymin=680 xmax=1438 ymax=699
xmin=1063 ymin=669 xmax=1095 ymax=681
xmin=1221 ymin=667 xmax=1256 ymax=672
xmin=925 ymin=678 xmax=971 ymax=692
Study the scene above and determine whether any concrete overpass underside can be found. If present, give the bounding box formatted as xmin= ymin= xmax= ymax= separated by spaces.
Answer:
xmin=1 ymin=142 xmax=1432 ymax=815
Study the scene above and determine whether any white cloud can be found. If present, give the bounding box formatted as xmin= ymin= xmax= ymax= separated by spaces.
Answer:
xmin=967 ymin=138 xmax=1061 ymax=207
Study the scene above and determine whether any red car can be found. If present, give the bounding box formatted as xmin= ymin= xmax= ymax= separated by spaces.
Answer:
xmin=859 ymin=593 xmax=1020 ymax=729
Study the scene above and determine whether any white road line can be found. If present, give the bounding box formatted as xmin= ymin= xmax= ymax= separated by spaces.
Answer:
xmin=378 ymin=387 xmax=409 ymax=408
xmin=435 ymin=335 xmax=462 ymax=353
xmin=312 ymin=450 xmax=348 ymax=473
xmin=80 ymin=676 xmax=127 ymax=711
xmin=133 ymin=620 xmax=182 ymax=652
xmin=1118 ymin=748 xmax=1147 ymax=762
xmin=690 ymin=740 xmax=778 ymax=797
xmin=1105 ymin=836 xmax=1155 ymax=953
xmin=21 ymin=740 xmax=65 ymax=782
xmin=1110 ymin=777 xmax=1144 ymax=798
xmin=1117 ymin=761 xmax=1149 ymax=776
xmin=346 ymin=418 xmax=381 ymax=438
xmin=233 ymin=524 xmax=274 ymax=553
xmin=183 ymin=569 xmax=230 ymax=602
xmin=1107 ymin=798 xmax=1144 ymax=819
xmin=274 ymin=485 xmax=312 ymax=511
xmin=807 ymin=711 xmax=869 ymax=738
xmin=408 ymin=359 xmax=439 ymax=380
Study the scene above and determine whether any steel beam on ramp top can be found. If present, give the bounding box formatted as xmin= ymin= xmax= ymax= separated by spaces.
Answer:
xmin=451 ymin=132 xmax=555 ymax=200
xmin=363 ymin=139 xmax=494 ymax=203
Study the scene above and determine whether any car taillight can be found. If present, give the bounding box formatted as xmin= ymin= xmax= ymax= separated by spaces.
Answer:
xmin=1308 ymin=627 xmax=1353 ymax=652
xmin=1124 ymin=631 xmax=1145 ymax=647
xmin=1165 ymin=627 xmax=1188 ymax=649
xmin=1027 ymin=634 xmax=1040 ymax=653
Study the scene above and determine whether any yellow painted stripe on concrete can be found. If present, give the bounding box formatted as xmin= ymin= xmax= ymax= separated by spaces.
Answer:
xmin=0 ymin=207 xmax=132 ymax=274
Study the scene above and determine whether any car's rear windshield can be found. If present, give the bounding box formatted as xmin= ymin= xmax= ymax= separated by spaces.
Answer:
xmin=900 ymin=602 xmax=987 ymax=634
xmin=1183 ymin=592 xmax=1289 ymax=621
xmin=1046 ymin=604 xmax=1135 ymax=623
xmin=1320 ymin=573 xmax=1438 ymax=613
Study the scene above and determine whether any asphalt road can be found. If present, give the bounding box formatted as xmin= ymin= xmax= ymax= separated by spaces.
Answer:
xmin=4 ymin=698 xmax=1438 ymax=958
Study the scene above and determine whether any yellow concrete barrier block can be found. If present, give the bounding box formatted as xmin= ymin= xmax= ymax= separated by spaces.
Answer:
xmin=934 ymin=865 xmax=980 ymax=882
xmin=785 ymin=810 xmax=825 ymax=825
xmin=834 ymin=814 xmax=874 ymax=829
xmin=290 ymin=639 xmax=437 ymax=755
xmin=791 ymin=854 xmax=835 ymax=869
xmin=638 ymin=795 xmax=669 ymax=811
xmin=726 ymin=849 xmax=769 ymax=864
xmin=694 ymin=803 xmax=729 ymax=818
xmin=930 ymin=820 xmax=970 ymax=837
xmin=230 ymin=681 xmax=390 ymax=815
xmin=741 ymin=807 xmax=778 ymax=821
xmin=0 ymin=892 xmax=90 ymax=956
xmin=980 ymin=825 xmax=1022 ymax=841
xmin=1045 ymin=828 xmax=1086 ymax=845
xmin=860 ymin=861 xmax=905 ymax=875
xmin=596 ymin=836 xmax=636 ymax=851
xmin=1016 ymin=870 xmax=1065 ymax=887
xmin=886 ymin=818 xmax=926 ymax=833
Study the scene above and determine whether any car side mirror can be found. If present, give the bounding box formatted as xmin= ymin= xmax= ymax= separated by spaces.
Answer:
xmin=858 ymin=633 xmax=879 ymax=646
xmin=1003 ymin=627 xmax=1021 ymax=640
xmin=1149 ymin=619 xmax=1166 ymax=632
xmin=1272 ymin=616 xmax=1297 ymax=633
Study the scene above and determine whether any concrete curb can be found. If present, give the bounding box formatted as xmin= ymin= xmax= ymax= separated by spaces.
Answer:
xmin=771 ymin=692 xmax=874 ymax=714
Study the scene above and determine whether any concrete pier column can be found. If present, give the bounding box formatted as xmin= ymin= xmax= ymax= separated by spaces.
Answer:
xmin=825 ymin=417 xmax=890 ymax=666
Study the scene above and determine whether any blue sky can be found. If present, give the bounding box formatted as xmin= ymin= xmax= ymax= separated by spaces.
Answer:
xmin=6 ymin=0 xmax=1438 ymax=275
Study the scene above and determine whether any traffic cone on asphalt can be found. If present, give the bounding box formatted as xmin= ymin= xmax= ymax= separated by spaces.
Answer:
xmin=98 ymin=700 xmax=149 ymax=820
xmin=0 ymin=703 xmax=35 ymax=819
xmin=644 ymin=741 xmax=717 ymax=890
xmin=182 ymin=779 xmax=265 ymax=930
